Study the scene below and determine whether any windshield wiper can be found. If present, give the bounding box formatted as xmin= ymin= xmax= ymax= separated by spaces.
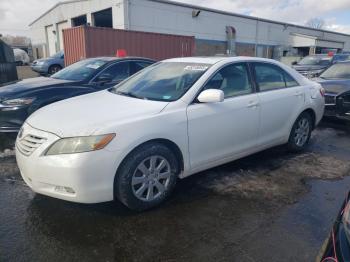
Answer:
xmin=115 ymin=91 xmax=147 ymax=100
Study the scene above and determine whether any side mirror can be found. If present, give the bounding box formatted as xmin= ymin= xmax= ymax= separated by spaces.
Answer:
xmin=197 ymin=89 xmax=224 ymax=103
xmin=291 ymin=61 xmax=298 ymax=66
xmin=96 ymin=74 xmax=113 ymax=84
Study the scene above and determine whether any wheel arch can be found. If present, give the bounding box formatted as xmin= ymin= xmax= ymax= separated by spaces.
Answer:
xmin=301 ymin=108 xmax=316 ymax=130
xmin=119 ymin=138 xmax=184 ymax=173
xmin=48 ymin=64 xmax=62 ymax=73
xmin=113 ymin=138 xmax=185 ymax=197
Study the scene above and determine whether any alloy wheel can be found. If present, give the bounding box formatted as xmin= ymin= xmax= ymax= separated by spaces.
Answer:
xmin=294 ymin=118 xmax=310 ymax=147
xmin=131 ymin=156 xmax=172 ymax=202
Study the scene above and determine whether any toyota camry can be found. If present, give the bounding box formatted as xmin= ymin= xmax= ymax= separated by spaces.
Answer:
xmin=15 ymin=57 xmax=325 ymax=210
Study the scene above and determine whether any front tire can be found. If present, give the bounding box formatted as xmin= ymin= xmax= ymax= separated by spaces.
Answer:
xmin=287 ymin=112 xmax=312 ymax=152
xmin=115 ymin=142 xmax=179 ymax=211
xmin=48 ymin=65 xmax=62 ymax=75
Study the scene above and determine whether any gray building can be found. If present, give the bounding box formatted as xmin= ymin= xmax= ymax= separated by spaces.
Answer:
xmin=29 ymin=0 xmax=350 ymax=59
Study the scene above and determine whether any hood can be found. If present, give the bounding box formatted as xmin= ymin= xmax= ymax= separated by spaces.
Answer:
xmin=27 ymin=90 xmax=169 ymax=137
xmin=33 ymin=57 xmax=57 ymax=63
xmin=0 ymin=77 xmax=74 ymax=99
xmin=293 ymin=64 xmax=327 ymax=71
xmin=314 ymin=78 xmax=350 ymax=94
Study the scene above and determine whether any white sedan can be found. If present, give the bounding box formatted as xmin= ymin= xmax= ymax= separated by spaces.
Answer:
xmin=15 ymin=57 xmax=325 ymax=210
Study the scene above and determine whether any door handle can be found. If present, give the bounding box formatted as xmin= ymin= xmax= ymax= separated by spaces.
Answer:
xmin=247 ymin=101 xmax=259 ymax=108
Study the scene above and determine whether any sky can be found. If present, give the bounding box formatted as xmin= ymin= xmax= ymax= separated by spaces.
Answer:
xmin=0 ymin=0 xmax=350 ymax=37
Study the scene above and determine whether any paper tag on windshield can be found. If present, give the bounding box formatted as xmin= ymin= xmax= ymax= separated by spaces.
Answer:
xmin=86 ymin=63 xmax=102 ymax=69
xmin=184 ymin=65 xmax=208 ymax=71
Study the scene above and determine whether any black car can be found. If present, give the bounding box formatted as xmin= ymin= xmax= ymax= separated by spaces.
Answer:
xmin=317 ymin=191 xmax=350 ymax=262
xmin=293 ymin=54 xmax=332 ymax=78
xmin=314 ymin=61 xmax=350 ymax=121
xmin=0 ymin=57 xmax=155 ymax=132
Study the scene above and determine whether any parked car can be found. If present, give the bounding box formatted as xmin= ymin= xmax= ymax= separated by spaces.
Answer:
xmin=13 ymin=48 xmax=30 ymax=66
xmin=314 ymin=61 xmax=350 ymax=121
xmin=292 ymin=54 xmax=332 ymax=78
xmin=31 ymin=51 xmax=65 ymax=75
xmin=292 ymin=54 xmax=350 ymax=79
xmin=332 ymin=53 xmax=350 ymax=64
xmin=317 ymin=191 xmax=350 ymax=262
xmin=0 ymin=57 xmax=155 ymax=132
xmin=15 ymin=56 xmax=325 ymax=211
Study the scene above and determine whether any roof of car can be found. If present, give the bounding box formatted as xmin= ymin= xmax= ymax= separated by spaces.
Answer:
xmin=163 ymin=56 xmax=281 ymax=64
xmin=87 ymin=56 xmax=156 ymax=62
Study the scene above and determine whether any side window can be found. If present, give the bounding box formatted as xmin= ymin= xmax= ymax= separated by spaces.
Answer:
xmin=254 ymin=63 xmax=286 ymax=91
xmin=130 ymin=61 xmax=154 ymax=75
xmin=95 ymin=62 xmax=130 ymax=83
xmin=284 ymin=73 xmax=299 ymax=87
xmin=203 ymin=63 xmax=253 ymax=98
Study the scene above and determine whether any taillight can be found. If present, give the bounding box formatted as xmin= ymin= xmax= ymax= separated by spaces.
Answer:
xmin=320 ymin=87 xmax=325 ymax=97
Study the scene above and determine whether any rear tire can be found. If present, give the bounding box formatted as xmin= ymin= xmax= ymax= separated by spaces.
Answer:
xmin=115 ymin=142 xmax=179 ymax=211
xmin=287 ymin=112 xmax=312 ymax=152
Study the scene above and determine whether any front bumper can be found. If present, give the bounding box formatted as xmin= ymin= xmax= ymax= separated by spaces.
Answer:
xmin=30 ymin=64 xmax=48 ymax=74
xmin=323 ymin=95 xmax=350 ymax=121
xmin=0 ymin=104 xmax=29 ymax=133
xmin=16 ymin=123 xmax=121 ymax=203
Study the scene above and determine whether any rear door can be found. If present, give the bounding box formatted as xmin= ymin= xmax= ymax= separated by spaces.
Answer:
xmin=252 ymin=62 xmax=305 ymax=146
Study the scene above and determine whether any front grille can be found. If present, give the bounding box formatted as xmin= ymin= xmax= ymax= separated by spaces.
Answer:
xmin=17 ymin=134 xmax=47 ymax=156
xmin=325 ymin=94 xmax=336 ymax=105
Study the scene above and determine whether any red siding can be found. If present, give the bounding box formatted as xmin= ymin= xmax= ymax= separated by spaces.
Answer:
xmin=62 ymin=27 xmax=87 ymax=66
xmin=63 ymin=26 xmax=195 ymax=65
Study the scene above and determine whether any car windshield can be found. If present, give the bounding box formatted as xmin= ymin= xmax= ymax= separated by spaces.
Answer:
xmin=51 ymin=59 xmax=108 ymax=81
xmin=111 ymin=62 xmax=211 ymax=101
xmin=333 ymin=54 xmax=350 ymax=63
xmin=298 ymin=56 xmax=331 ymax=66
xmin=320 ymin=63 xmax=350 ymax=79
xmin=50 ymin=51 xmax=63 ymax=59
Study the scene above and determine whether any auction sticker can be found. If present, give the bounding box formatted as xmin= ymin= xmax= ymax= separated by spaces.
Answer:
xmin=184 ymin=65 xmax=208 ymax=71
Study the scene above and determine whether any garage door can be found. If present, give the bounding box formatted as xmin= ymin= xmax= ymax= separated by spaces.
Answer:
xmin=57 ymin=21 xmax=69 ymax=51
xmin=46 ymin=25 xmax=56 ymax=56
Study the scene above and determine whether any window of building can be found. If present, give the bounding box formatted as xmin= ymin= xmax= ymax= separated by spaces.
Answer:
xmin=92 ymin=8 xmax=113 ymax=28
xmin=72 ymin=15 xmax=87 ymax=27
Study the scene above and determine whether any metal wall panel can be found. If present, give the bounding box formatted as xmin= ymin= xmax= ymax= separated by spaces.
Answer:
xmin=62 ymin=26 xmax=87 ymax=66
xmin=63 ymin=26 xmax=195 ymax=65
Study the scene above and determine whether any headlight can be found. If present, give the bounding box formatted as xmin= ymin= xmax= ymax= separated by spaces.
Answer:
xmin=45 ymin=134 xmax=116 ymax=155
xmin=2 ymin=97 xmax=35 ymax=106
xmin=36 ymin=61 xmax=45 ymax=66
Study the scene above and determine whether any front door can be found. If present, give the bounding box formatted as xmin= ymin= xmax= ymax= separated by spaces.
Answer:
xmin=187 ymin=63 xmax=260 ymax=170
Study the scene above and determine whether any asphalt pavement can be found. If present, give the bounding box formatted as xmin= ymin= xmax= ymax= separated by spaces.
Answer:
xmin=0 ymin=120 xmax=349 ymax=262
